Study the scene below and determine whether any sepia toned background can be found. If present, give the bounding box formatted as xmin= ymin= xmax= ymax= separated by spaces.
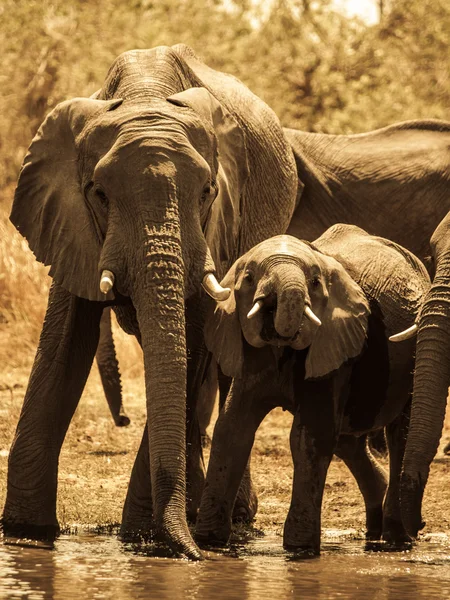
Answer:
xmin=0 ymin=0 xmax=449 ymax=534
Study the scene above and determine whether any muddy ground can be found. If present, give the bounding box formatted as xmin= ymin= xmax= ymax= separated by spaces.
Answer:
xmin=1 ymin=319 xmax=450 ymax=545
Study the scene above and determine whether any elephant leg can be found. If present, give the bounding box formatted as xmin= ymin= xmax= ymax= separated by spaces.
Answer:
xmin=185 ymin=294 xmax=211 ymax=523
xmin=335 ymin=434 xmax=388 ymax=540
xmin=217 ymin=366 xmax=258 ymax=523
xmin=383 ymin=402 xmax=412 ymax=543
xmin=2 ymin=283 xmax=102 ymax=540
xmin=120 ymin=424 xmax=153 ymax=537
xmin=197 ymin=360 xmax=218 ymax=447
xmin=195 ymin=378 xmax=273 ymax=546
xmin=96 ymin=306 xmax=129 ymax=427
xmin=284 ymin=373 xmax=349 ymax=554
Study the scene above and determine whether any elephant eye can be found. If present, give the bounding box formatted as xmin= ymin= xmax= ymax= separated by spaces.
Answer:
xmin=311 ymin=276 xmax=321 ymax=288
xmin=244 ymin=271 xmax=254 ymax=285
xmin=95 ymin=187 xmax=109 ymax=208
xmin=202 ymin=181 xmax=218 ymax=202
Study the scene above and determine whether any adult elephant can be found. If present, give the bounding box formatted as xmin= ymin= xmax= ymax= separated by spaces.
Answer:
xmin=392 ymin=211 xmax=450 ymax=538
xmin=2 ymin=45 xmax=298 ymax=559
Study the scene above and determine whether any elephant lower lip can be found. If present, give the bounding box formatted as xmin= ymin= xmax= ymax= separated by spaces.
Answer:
xmin=261 ymin=331 xmax=299 ymax=345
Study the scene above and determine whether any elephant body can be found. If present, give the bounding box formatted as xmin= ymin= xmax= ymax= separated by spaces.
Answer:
xmin=2 ymin=45 xmax=298 ymax=559
xmin=197 ymin=225 xmax=430 ymax=553
xmin=287 ymin=120 xmax=450 ymax=261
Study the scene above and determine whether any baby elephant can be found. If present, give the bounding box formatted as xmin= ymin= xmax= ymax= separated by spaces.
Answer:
xmin=195 ymin=224 xmax=430 ymax=554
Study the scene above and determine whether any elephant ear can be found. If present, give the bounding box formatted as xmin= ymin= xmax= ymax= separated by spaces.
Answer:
xmin=305 ymin=254 xmax=370 ymax=379
xmin=204 ymin=265 xmax=243 ymax=379
xmin=10 ymin=97 xmax=122 ymax=302
xmin=167 ymin=87 xmax=249 ymax=274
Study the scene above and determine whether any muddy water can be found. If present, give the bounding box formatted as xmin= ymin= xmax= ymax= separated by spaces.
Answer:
xmin=1 ymin=530 xmax=450 ymax=600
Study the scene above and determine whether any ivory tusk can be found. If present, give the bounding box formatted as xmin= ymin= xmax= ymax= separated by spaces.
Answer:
xmin=202 ymin=273 xmax=231 ymax=301
xmin=389 ymin=323 xmax=418 ymax=342
xmin=100 ymin=269 xmax=115 ymax=294
xmin=304 ymin=305 xmax=322 ymax=327
xmin=247 ymin=300 xmax=263 ymax=319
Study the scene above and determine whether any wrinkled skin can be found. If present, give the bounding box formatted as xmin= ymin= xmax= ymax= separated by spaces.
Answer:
xmin=400 ymin=211 xmax=450 ymax=538
xmin=196 ymin=226 xmax=430 ymax=553
xmin=2 ymin=45 xmax=297 ymax=559
xmin=287 ymin=120 xmax=450 ymax=261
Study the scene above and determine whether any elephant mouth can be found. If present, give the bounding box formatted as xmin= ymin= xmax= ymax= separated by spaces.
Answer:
xmin=260 ymin=309 xmax=300 ymax=345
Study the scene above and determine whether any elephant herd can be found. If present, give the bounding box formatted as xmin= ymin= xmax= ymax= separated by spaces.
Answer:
xmin=2 ymin=44 xmax=450 ymax=560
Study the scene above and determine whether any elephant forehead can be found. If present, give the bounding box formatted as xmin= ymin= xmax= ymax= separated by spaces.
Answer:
xmin=247 ymin=235 xmax=316 ymax=265
xmin=82 ymin=101 xmax=214 ymax=163
xmin=93 ymin=131 xmax=211 ymax=185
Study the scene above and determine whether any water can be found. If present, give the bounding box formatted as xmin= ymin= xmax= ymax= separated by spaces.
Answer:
xmin=1 ymin=530 xmax=450 ymax=599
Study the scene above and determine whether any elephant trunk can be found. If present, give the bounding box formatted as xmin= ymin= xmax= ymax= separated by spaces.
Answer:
xmin=131 ymin=218 xmax=202 ymax=560
xmin=273 ymin=264 xmax=307 ymax=339
xmin=401 ymin=276 xmax=450 ymax=537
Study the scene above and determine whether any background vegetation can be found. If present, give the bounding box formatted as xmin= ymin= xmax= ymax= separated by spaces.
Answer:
xmin=0 ymin=0 xmax=449 ymax=366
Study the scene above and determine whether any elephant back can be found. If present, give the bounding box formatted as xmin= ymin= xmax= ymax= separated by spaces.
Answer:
xmin=312 ymin=223 xmax=430 ymax=338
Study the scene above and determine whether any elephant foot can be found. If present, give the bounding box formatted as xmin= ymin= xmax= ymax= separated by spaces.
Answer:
xmin=365 ymin=506 xmax=383 ymax=540
xmin=382 ymin=517 xmax=413 ymax=545
xmin=195 ymin=504 xmax=232 ymax=548
xmin=121 ymin=490 xmax=154 ymax=541
xmin=114 ymin=413 xmax=130 ymax=427
xmin=283 ymin=517 xmax=321 ymax=555
xmin=283 ymin=542 xmax=320 ymax=557
xmin=194 ymin=527 xmax=230 ymax=548
xmin=0 ymin=518 xmax=60 ymax=545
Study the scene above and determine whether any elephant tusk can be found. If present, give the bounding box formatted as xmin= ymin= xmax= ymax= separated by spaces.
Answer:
xmin=247 ymin=300 xmax=264 ymax=319
xmin=202 ymin=273 xmax=231 ymax=301
xmin=389 ymin=323 xmax=418 ymax=342
xmin=100 ymin=270 xmax=115 ymax=294
xmin=304 ymin=305 xmax=322 ymax=327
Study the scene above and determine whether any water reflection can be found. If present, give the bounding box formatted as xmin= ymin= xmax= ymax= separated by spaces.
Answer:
xmin=1 ymin=531 xmax=450 ymax=600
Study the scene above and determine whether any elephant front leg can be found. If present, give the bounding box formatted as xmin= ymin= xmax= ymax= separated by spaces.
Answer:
xmin=284 ymin=375 xmax=347 ymax=554
xmin=2 ymin=283 xmax=102 ymax=540
xmin=121 ymin=424 xmax=154 ymax=538
xmin=216 ymin=366 xmax=258 ymax=523
xmin=195 ymin=378 xmax=272 ymax=546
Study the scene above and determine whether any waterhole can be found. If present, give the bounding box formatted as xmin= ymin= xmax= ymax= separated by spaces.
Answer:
xmin=1 ymin=530 xmax=449 ymax=599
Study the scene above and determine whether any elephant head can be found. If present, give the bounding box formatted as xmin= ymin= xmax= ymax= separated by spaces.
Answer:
xmin=205 ymin=234 xmax=369 ymax=380
xmin=394 ymin=211 xmax=450 ymax=538
xmin=10 ymin=84 xmax=248 ymax=558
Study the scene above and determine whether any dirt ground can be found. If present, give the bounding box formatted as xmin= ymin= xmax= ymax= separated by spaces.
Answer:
xmin=1 ymin=319 xmax=449 ymax=544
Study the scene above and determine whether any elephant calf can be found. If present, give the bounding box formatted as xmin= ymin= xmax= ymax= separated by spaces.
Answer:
xmin=195 ymin=224 xmax=430 ymax=554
